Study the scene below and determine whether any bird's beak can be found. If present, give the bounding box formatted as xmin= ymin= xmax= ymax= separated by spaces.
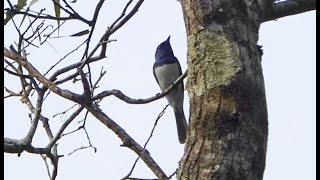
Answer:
xmin=167 ymin=35 xmax=171 ymax=42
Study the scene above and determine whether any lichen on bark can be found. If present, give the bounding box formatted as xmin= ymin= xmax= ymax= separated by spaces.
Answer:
xmin=186 ymin=30 xmax=241 ymax=98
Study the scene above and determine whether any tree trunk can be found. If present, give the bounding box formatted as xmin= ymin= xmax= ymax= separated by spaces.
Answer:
xmin=178 ymin=0 xmax=269 ymax=179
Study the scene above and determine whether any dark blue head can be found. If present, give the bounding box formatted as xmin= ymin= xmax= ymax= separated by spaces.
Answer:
xmin=155 ymin=36 xmax=174 ymax=60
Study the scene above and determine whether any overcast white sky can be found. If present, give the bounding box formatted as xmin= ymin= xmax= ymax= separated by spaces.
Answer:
xmin=4 ymin=0 xmax=315 ymax=180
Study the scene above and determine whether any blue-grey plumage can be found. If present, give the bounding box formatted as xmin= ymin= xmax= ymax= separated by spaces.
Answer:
xmin=153 ymin=36 xmax=188 ymax=144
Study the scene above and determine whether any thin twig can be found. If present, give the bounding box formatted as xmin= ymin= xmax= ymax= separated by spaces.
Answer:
xmin=122 ymin=104 xmax=169 ymax=179
xmin=47 ymin=106 xmax=84 ymax=149
xmin=67 ymin=145 xmax=94 ymax=156
xmin=41 ymin=155 xmax=52 ymax=179
xmin=82 ymin=0 xmax=105 ymax=58
xmin=52 ymin=104 xmax=78 ymax=118
xmin=44 ymin=39 xmax=88 ymax=77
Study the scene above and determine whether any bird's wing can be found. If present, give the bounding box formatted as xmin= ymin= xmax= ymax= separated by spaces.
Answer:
xmin=175 ymin=57 xmax=184 ymax=90
xmin=153 ymin=64 xmax=159 ymax=85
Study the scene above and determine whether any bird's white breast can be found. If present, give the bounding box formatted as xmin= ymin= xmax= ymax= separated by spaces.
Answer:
xmin=154 ymin=63 xmax=181 ymax=91
xmin=154 ymin=63 xmax=184 ymax=108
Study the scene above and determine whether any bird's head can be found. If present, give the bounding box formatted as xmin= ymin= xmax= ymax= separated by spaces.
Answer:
xmin=155 ymin=36 xmax=174 ymax=60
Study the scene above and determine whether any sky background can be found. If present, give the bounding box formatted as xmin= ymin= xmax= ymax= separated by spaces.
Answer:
xmin=4 ymin=0 xmax=316 ymax=180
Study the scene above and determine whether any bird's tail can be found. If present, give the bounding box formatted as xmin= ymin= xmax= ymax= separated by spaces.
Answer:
xmin=173 ymin=107 xmax=188 ymax=144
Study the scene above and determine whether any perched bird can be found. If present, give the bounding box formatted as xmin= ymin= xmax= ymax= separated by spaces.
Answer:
xmin=153 ymin=36 xmax=188 ymax=144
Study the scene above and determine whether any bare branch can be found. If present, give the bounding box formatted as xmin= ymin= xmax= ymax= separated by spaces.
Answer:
xmin=41 ymin=155 xmax=52 ymax=180
xmin=4 ymin=86 xmax=22 ymax=98
xmin=4 ymin=136 xmax=59 ymax=180
xmin=82 ymin=0 xmax=106 ymax=58
xmin=93 ymin=70 xmax=188 ymax=104
xmin=49 ymin=55 xmax=103 ymax=82
xmin=123 ymin=104 xmax=170 ymax=179
xmin=47 ymin=106 xmax=84 ymax=149
xmin=80 ymin=69 xmax=91 ymax=98
xmin=4 ymin=67 xmax=32 ymax=79
xmin=52 ymin=104 xmax=78 ymax=118
xmin=82 ymin=127 xmax=97 ymax=152
xmin=77 ymin=0 xmax=144 ymax=72
xmin=109 ymin=0 xmax=144 ymax=35
xmin=5 ymin=8 xmax=91 ymax=24
xmin=86 ymin=104 xmax=169 ymax=180
xmin=51 ymin=0 xmax=91 ymax=25
xmin=4 ymin=138 xmax=26 ymax=154
xmin=168 ymin=168 xmax=178 ymax=179
xmin=23 ymin=90 xmax=45 ymax=144
xmin=262 ymin=0 xmax=316 ymax=22
xmin=22 ymin=9 xmax=45 ymax=37
xmin=4 ymin=137 xmax=50 ymax=155
xmin=44 ymin=39 xmax=88 ymax=77
xmin=68 ymin=145 xmax=95 ymax=156
xmin=4 ymin=47 xmax=83 ymax=103
xmin=91 ymin=68 xmax=106 ymax=95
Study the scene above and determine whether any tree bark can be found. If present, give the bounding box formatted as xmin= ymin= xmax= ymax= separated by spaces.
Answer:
xmin=178 ymin=0 xmax=269 ymax=179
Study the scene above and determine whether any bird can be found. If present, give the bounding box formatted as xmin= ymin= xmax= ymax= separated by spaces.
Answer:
xmin=153 ymin=36 xmax=188 ymax=144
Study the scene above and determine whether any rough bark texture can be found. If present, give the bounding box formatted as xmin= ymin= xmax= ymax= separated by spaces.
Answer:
xmin=178 ymin=0 xmax=269 ymax=179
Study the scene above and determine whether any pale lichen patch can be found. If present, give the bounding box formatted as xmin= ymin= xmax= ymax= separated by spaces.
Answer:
xmin=187 ymin=30 xmax=241 ymax=98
